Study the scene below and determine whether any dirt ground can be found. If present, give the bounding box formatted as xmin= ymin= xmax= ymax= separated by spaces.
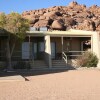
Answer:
xmin=0 ymin=69 xmax=100 ymax=100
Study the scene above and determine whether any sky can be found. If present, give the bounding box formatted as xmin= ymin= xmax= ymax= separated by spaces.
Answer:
xmin=0 ymin=0 xmax=100 ymax=14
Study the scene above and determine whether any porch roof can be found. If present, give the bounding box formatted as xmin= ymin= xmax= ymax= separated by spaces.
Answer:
xmin=26 ymin=29 xmax=97 ymax=37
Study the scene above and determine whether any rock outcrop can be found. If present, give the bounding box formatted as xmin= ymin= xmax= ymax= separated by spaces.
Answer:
xmin=22 ymin=1 xmax=100 ymax=31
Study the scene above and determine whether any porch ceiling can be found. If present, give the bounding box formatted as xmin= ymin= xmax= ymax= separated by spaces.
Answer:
xmin=26 ymin=29 xmax=96 ymax=37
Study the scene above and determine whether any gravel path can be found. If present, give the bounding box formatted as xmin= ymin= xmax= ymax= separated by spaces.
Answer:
xmin=0 ymin=70 xmax=100 ymax=100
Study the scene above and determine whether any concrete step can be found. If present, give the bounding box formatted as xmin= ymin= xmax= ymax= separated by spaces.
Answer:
xmin=52 ymin=63 xmax=66 ymax=66
xmin=32 ymin=66 xmax=48 ymax=69
xmin=52 ymin=60 xmax=67 ymax=68
xmin=53 ymin=66 xmax=66 ymax=68
xmin=52 ymin=64 xmax=66 ymax=66
xmin=52 ymin=62 xmax=66 ymax=64
xmin=31 ymin=60 xmax=48 ymax=69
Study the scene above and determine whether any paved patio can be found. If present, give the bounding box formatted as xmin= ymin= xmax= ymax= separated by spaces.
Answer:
xmin=0 ymin=75 xmax=25 ymax=82
xmin=0 ymin=69 xmax=100 ymax=100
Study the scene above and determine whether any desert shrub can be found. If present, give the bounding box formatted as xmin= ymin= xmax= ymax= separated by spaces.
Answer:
xmin=77 ymin=52 xmax=98 ymax=67
xmin=13 ymin=61 xmax=31 ymax=69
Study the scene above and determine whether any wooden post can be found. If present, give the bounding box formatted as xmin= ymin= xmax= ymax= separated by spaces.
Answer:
xmin=91 ymin=36 xmax=93 ymax=52
xmin=29 ymin=36 xmax=31 ymax=61
xmin=6 ymin=38 xmax=12 ymax=70
xmin=61 ymin=36 xmax=63 ymax=60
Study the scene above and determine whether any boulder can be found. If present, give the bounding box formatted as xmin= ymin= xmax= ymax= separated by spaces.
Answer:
xmin=68 ymin=1 xmax=78 ymax=7
xmin=75 ymin=18 xmax=83 ymax=23
xmin=30 ymin=18 xmax=39 ymax=24
xmin=64 ymin=18 xmax=76 ymax=26
xmin=96 ymin=25 xmax=100 ymax=31
xmin=51 ymin=19 xmax=65 ymax=30
xmin=39 ymin=16 xmax=46 ymax=20
xmin=22 ymin=2 xmax=100 ymax=31
xmin=34 ymin=20 xmax=49 ymax=27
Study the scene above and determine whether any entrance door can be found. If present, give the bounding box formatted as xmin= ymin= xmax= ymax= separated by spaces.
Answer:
xmin=32 ymin=43 xmax=37 ymax=59
xmin=32 ymin=42 xmax=45 ymax=60
xmin=38 ymin=42 xmax=45 ymax=59
xmin=51 ymin=42 xmax=56 ymax=59
xmin=22 ymin=42 xmax=30 ymax=59
xmin=39 ymin=42 xmax=45 ymax=52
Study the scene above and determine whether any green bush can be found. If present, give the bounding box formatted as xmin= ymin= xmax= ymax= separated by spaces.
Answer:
xmin=77 ymin=52 xmax=98 ymax=67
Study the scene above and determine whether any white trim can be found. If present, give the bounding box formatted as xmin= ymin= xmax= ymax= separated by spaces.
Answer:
xmin=27 ymin=29 xmax=96 ymax=36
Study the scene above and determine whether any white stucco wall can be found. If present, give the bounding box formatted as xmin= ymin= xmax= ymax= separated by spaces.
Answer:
xmin=44 ymin=35 xmax=52 ymax=68
xmin=92 ymin=32 xmax=100 ymax=67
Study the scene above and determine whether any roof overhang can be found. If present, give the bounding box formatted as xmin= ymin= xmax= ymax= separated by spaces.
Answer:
xmin=26 ymin=29 xmax=97 ymax=37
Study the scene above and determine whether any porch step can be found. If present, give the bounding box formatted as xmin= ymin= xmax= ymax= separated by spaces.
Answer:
xmin=31 ymin=60 xmax=48 ymax=69
xmin=52 ymin=60 xmax=67 ymax=68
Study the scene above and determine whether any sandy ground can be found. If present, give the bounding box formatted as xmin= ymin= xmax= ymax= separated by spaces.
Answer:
xmin=0 ymin=69 xmax=100 ymax=100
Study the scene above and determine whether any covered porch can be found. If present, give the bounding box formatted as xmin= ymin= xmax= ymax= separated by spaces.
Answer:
xmin=24 ymin=29 xmax=94 ymax=68
xmin=50 ymin=37 xmax=91 ymax=60
xmin=0 ymin=29 xmax=100 ymax=69
xmin=50 ymin=36 xmax=91 ymax=68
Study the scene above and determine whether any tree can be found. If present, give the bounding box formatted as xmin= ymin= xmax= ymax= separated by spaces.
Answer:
xmin=0 ymin=12 xmax=29 ymax=69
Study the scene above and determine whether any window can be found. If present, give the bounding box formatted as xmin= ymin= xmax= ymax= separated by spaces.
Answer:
xmin=29 ymin=27 xmax=37 ymax=31
xmin=40 ymin=27 xmax=47 ymax=31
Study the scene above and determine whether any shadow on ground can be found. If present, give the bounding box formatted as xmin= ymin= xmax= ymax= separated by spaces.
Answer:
xmin=0 ymin=66 xmax=76 ymax=79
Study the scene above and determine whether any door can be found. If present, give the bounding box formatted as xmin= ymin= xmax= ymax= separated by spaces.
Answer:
xmin=51 ymin=42 xmax=56 ymax=59
xmin=32 ymin=43 xmax=37 ymax=59
xmin=39 ymin=42 xmax=45 ymax=52
xmin=22 ymin=42 xmax=30 ymax=59
xmin=38 ymin=42 xmax=45 ymax=59
xmin=32 ymin=42 xmax=45 ymax=60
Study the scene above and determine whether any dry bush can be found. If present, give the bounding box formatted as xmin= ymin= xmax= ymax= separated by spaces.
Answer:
xmin=76 ymin=52 xmax=98 ymax=67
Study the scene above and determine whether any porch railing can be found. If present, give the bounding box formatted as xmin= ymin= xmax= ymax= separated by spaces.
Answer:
xmin=63 ymin=51 xmax=86 ymax=59
xmin=62 ymin=52 xmax=68 ymax=64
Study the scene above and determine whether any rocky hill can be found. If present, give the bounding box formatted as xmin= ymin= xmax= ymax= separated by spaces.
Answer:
xmin=22 ymin=1 xmax=100 ymax=31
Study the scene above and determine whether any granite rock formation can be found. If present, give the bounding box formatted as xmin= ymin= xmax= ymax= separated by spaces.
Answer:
xmin=22 ymin=1 xmax=100 ymax=31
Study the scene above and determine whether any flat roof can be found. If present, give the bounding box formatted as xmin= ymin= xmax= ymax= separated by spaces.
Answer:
xmin=26 ymin=29 xmax=97 ymax=37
